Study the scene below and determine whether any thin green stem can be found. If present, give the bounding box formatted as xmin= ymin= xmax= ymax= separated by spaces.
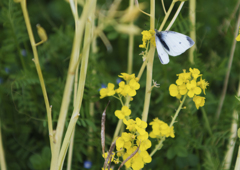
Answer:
xmin=150 ymin=137 xmax=165 ymax=157
xmin=170 ymin=94 xmax=187 ymax=127
xmin=200 ymin=107 xmax=212 ymax=136
xmin=216 ymin=11 xmax=240 ymax=120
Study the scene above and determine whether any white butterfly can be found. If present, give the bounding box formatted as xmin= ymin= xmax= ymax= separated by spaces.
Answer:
xmin=155 ymin=30 xmax=195 ymax=64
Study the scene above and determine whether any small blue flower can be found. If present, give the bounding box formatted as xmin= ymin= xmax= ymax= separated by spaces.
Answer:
xmin=98 ymin=83 xmax=107 ymax=91
xmin=116 ymin=78 xmax=122 ymax=84
xmin=83 ymin=160 xmax=92 ymax=169
xmin=21 ymin=49 xmax=27 ymax=57
xmin=5 ymin=68 xmax=9 ymax=73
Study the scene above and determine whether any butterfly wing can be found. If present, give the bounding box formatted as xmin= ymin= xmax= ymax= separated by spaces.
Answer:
xmin=155 ymin=34 xmax=170 ymax=64
xmin=156 ymin=31 xmax=194 ymax=56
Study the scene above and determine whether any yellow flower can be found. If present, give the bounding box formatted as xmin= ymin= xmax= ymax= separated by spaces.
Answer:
xmin=176 ymin=69 xmax=191 ymax=85
xmin=139 ymin=150 xmax=152 ymax=163
xmin=102 ymin=152 xmax=115 ymax=163
xmin=139 ymin=41 xmax=146 ymax=48
xmin=139 ymin=30 xmax=155 ymax=48
xmin=149 ymin=118 xmax=175 ymax=138
xmin=128 ymin=79 xmax=140 ymax=96
xmin=178 ymin=84 xmax=187 ymax=95
xmin=193 ymin=96 xmax=205 ymax=109
xmin=115 ymin=106 xmax=131 ymax=119
xmin=116 ymin=132 xmax=134 ymax=150
xmin=118 ymin=73 xmax=136 ymax=81
xmin=189 ymin=68 xmax=201 ymax=79
xmin=100 ymin=83 xmax=115 ymax=98
xmin=236 ymin=34 xmax=240 ymax=41
xmin=102 ymin=168 xmax=113 ymax=170
xmin=186 ymin=80 xmax=201 ymax=98
xmin=136 ymin=139 xmax=152 ymax=151
xmin=169 ymin=84 xmax=179 ymax=97
xmin=197 ymin=77 xmax=209 ymax=94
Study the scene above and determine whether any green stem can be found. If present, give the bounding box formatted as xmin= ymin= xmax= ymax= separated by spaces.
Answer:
xmin=150 ymin=137 xmax=165 ymax=157
xmin=200 ymin=107 xmax=212 ymax=136
xmin=170 ymin=94 xmax=187 ymax=127
xmin=216 ymin=11 xmax=240 ymax=120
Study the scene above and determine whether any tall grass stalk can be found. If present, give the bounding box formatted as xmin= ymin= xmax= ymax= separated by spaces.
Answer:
xmin=226 ymin=78 xmax=240 ymax=169
xmin=127 ymin=0 xmax=135 ymax=74
xmin=0 ymin=121 xmax=6 ymax=170
xmin=216 ymin=11 xmax=240 ymax=120
xmin=57 ymin=2 xmax=96 ymax=169
xmin=189 ymin=0 xmax=196 ymax=64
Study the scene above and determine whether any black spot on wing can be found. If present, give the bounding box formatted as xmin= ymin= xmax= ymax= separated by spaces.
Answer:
xmin=186 ymin=36 xmax=195 ymax=46
xmin=155 ymin=32 xmax=170 ymax=51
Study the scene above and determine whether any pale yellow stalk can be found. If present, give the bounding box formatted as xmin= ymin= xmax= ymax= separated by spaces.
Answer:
xmin=127 ymin=0 xmax=134 ymax=74
xmin=189 ymin=0 xmax=196 ymax=64
xmin=166 ymin=1 xmax=185 ymax=31
xmin=141 ymin=0 xmax=155 ymax=123
xmin=0 ymin=122 xmax=7 ymax=170
xmin=158 ymin=0 xmax=178 ymax=31
xmin=58 ymin=3 xmax=96 ymax=169
xmin=17 ymin=0 xmax=53 ymax=151
xmin=67 ymin=62 xmax=79 ymax=170
xmin=50 ymin=1 xmax=95 ymax=169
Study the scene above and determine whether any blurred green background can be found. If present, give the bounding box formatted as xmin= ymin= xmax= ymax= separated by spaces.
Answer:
xmin=0 ymin=0 xmax=240 ymax=169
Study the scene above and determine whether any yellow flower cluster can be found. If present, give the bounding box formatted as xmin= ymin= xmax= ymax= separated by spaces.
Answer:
xmin=139 ymin=29 xmax=156 ymax=48
xmin=149 ymin=118 xmax=175 ymax=139
xmin=103 ymin=104 xmax=152 ymax=170
xmin=115 ymin=116 xmax=152 ymax=170
xmin=100 ymin=73 xmax=140 ymax=99
xmin=169 ymin=68 xmax=209 ymax=109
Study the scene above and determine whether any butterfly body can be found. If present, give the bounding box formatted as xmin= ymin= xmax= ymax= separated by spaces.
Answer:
xmin=155 ymin=30 xmax=195 ymax=64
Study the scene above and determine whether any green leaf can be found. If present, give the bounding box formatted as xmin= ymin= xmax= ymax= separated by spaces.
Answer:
xmin=167 ymin=147 xmax=176 ymax=159
xmin=175 ymin=145 xmax=188 ymax=157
